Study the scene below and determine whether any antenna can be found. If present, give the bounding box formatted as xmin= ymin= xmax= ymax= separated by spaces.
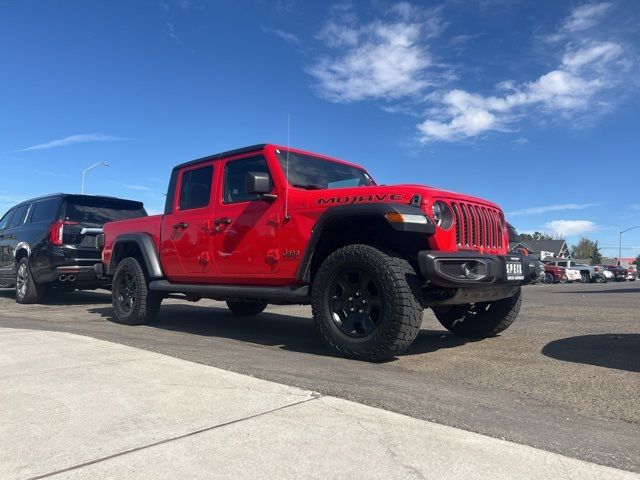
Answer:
xmin=284 ymin=114 xmax=291 ymax=221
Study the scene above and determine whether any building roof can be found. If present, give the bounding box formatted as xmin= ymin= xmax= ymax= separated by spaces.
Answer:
xmin=525 ymin=240 xmax=567 ymax=255
xmin=509 ymin=241 xmax=535 ymax=253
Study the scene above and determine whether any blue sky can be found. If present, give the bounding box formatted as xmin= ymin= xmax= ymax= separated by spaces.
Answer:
xmin=1 ymin=0 xmax=639 ymax=257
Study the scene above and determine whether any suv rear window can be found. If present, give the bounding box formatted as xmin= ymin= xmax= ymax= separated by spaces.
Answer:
xmin=63 ymin=197 xmax=146 ymax=227
xmin=30 ymin=198 xmax=61 ymax=223
xmin=9 ymin=204 xmax=30 ymax=228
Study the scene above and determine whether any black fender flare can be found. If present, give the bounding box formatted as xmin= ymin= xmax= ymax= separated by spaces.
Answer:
xmin=295 ymin=203 xmax=434 ymax=282
xmin=108 ymin=233 xmax=164 ymax=279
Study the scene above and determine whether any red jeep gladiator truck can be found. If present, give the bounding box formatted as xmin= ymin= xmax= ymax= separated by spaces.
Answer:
xmin=95 ymin=144 xmax=540 ymax=360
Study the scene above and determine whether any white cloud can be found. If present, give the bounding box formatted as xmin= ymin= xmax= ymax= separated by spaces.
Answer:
xmin=544 ymin=220 xmax=598 ymax=237
xmin=418 ymin=38 xmax=624 ymax=142
xmin=508 ymin=203 xmax=599 ymax=217
xmin=308 ymin=4 xmax=443 ymax=103
xmin=262 ymin=27 xmax=300 ymax=45
xmin=19 ymin=133 xmax=127 ymax=152
xmin=122 ymin=184 xmax=153 ymax=192
xmin=563 ymin=2 xmax=612 ymax=32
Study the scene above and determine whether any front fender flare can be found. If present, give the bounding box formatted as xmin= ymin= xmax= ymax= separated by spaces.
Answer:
xmin=295 ymin=203 xmax=434 ymax=282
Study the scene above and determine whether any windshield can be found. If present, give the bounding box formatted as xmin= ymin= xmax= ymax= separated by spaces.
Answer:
xmin=275 ymin=149 xmax=376 ymax=189
xmin=63 ymin=197 xmax=147 ymax=227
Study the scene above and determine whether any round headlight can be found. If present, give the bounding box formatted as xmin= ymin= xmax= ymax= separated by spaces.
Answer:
xmin=431 ymin=201 xmax=453 ymax=229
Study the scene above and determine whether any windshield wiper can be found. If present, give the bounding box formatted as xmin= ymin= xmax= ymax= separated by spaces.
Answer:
xmin=292 ymin=183 xmax=327 ymax=190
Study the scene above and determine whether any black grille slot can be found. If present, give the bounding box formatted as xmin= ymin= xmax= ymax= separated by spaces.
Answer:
xmin=450 ymin=201 xmax=504 ymax=250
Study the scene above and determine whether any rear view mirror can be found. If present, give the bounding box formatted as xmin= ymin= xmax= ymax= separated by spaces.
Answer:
xmin=246 ymin=171 xmax=272 ymax=195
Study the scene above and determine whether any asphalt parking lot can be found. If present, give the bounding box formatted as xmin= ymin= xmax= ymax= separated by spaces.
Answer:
xmin=0 ymin=281 xmax=638 ymax=473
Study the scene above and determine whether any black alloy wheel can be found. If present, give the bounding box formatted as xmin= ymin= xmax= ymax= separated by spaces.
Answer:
xmin=116 ymin=270 xmax=137 ymax=315
xmin=329 ymin=269 xmax=383 ymax=338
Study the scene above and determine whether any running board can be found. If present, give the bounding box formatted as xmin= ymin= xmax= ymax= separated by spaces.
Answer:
xmin=148 ymin=280 xmax=309 ymax=304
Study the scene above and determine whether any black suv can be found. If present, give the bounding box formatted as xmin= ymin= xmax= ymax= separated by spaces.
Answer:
xmin=0 ymin=194 xmax=146 ymax=303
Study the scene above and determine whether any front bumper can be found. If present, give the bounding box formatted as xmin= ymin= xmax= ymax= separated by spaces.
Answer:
xmin=418 ymin=251 xmax=541 ymax=288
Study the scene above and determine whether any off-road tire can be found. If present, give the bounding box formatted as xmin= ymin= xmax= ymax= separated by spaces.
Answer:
xmin=15 ymin=257 xmax=46 ymax=304
xmin=311 ymin=244 xmax=423 ymax=361
xmin=432 ymin=288 xmax=521 ymax=338
xmin=226 ymin=301 xmax=268 ymax=316
xmin=112 ymin=257 xmax=162 ymax=325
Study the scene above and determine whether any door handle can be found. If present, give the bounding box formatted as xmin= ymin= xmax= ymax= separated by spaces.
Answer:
xmin=173 ymin=222 xmax=189 ymax=229
xmin=214 ymin=217 xmax=232 ymax=225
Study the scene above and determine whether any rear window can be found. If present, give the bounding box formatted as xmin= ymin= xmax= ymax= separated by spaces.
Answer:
xmin=63 ymin=197 xmax=146 ymax=227
xmin=30 ymin=198 xmax=61 ymax=223
xmin=9 ymin=204 xmax=30 ymax=228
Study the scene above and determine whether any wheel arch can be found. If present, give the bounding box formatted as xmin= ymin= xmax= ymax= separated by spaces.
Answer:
xmin=108 ymin=233 xmax=164 ymax=279
xmin=296 ymin=203 xmax=434 ymax=284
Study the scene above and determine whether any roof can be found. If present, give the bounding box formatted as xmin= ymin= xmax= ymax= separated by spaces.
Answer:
xmin=525 ymin=240 xmax=567 ymax=255
xmin=173 ymin=144 xmax=267 ymax=172
xmin=11 ymin=193 xmax=141 ymax=208
xmin=509 ymin=241 xmax=535 ymax=252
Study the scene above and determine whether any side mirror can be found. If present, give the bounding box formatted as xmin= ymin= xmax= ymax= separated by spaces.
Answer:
xmin=246 ymin=171 xmax=273 ymax=195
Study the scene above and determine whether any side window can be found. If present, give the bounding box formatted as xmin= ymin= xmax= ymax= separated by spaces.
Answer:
xmin=30 ymin=198 xmax=60 ymax=223
xmin=0 ymin=209 xmax=14 ymax=230
xmin=8 ymin=204 xmax=30 ymax=228
xmin=223 ymin=156 xmax=272 ymax=204
xmin=178 ymin=165 xmax=213 ymax=211
xmin=558 ymin=261 xmax=567 ymax=267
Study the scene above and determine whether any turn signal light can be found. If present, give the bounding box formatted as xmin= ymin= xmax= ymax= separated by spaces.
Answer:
xmin=385 ymin=213 xmax=429 ymax=224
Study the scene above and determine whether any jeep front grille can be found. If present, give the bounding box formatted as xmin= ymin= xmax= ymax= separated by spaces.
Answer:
xmin=450 ymin=201 xmax=504 ymax=250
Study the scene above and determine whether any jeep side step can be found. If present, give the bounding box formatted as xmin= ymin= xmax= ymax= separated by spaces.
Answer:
xmin=148 ymin=280 xmax=309 ymax=304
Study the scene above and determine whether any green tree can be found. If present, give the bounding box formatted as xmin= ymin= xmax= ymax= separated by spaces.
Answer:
xmin=570 ymin=237 xmax=602 ymax=264
xmin=519 ymin=231 xmax=554 ymax=241
xmin=635 ymin=254 xmax=640 ymax=267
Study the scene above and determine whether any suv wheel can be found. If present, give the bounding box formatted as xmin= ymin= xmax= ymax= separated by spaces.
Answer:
xmin=311 ymin=244 xmax=423 ymax=361
xmin=15 ymin=257 xmax=45 ymax=304
xmin=580 ymin=273 xmax=591 ymax=283
xmin=112 ymin=257 xmax=162 ymax=325
xmin=226 ymin=301 xmax=267 ymax=316
xmin=432 ymin=289 xmax=521 ymax=338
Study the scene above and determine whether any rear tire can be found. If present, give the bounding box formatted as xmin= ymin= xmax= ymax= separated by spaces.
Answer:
xmin=432 ymin=289 xmax=521 ymax=338
xmin=580 ymin=272 xmax=591 ymax=283
xmin=226 ymin=301 xmax=267 ymax=316
xmin=15 ymin=258 xmax=46 ymax=304
xmin=311 ymin=244 xmax=423 ymax=361
xmin=111 ymin=257 xmax=161 ymax=325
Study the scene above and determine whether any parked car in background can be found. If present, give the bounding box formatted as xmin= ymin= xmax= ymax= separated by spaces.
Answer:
xmin=604 ymin=265 xmax=628 ymax=281
xmin=594 ymin=265 xmax=613 ymax=283
xmin=0 ymin=194 xmax=146 ymax=303
xmin=544 ymin=260 xmax=597 ymax=283
xmin=542 ymin=263 xmax=568 ymax=284
xmin=627 ymin=265 xmax=637 ymax=281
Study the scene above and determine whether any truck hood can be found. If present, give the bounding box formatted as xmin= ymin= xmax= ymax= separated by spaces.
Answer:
xmin=297 ymin=184 xmax=502 ymax=211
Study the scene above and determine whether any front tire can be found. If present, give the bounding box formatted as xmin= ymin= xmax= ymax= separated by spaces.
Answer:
xmin=15 ymin=258 xmax=46 ymax=304
xmin=580 ymin=273 xmax=591 ymax=283
xmin=542 ymin=272 xmax=554 ymax=284
xmin=311 ymin=245 xmax=423 ymax=361
xmin=111 ymin=257 xmax=161 ymax=325
xmin=432 ymin=289 xmax=521 ymax=338
xmin=226 ymin=301 xmax=267 ymax=316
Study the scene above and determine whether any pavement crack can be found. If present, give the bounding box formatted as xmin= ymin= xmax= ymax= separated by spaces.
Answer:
xmin=25 ymin=395 xmax=320 ymax=480
xmin=317 ymin=397 xmax=426 ymax=480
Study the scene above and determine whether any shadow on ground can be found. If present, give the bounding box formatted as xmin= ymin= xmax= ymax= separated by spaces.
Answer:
xmin=0 ymin=289 xmax=111 ymax=306
xmin=556 ymin=288 xmax=640 ymax=294
xmin=88 ymin=304 xmax=473 ymax=360
xmin=542 ymin=334 xmax=640 ymax=373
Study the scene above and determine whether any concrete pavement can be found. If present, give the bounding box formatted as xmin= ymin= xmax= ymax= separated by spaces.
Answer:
xmin=1 ymin=327 xmax=637 ymax=480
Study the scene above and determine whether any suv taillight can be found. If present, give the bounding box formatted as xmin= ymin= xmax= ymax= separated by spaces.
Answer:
xmin=50 ymin=220 xmax=79 ymax=246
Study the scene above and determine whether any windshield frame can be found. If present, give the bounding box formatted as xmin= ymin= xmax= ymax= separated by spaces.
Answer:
xmin=274 ymin=149 xmax=376 ymax=190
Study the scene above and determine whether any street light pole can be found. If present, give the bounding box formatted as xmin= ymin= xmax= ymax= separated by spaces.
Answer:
xmin=619 ymin=225 xmax=640 ymax=262
xmin=81 ymin=162 xmax=109 ymax=194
